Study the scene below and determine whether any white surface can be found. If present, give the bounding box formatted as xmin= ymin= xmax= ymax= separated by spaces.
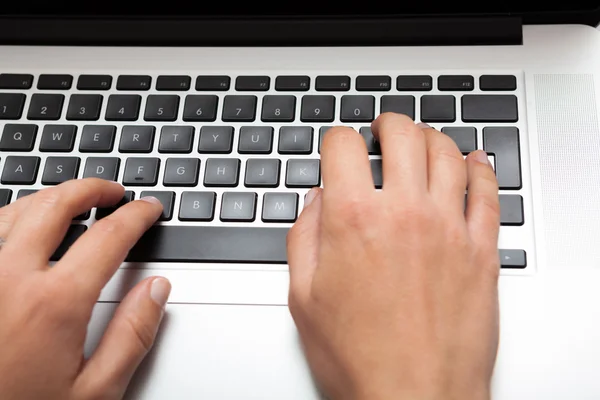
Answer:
xmin=1 ymin=23 xmax=600 ymax=399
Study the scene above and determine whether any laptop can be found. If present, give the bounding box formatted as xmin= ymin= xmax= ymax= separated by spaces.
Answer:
xmin=1 ymin=4 xmax=600 ymax=399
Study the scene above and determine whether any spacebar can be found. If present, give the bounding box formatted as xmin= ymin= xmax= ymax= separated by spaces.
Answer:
xmin=127 ymin=226 xmax=289 ymax=264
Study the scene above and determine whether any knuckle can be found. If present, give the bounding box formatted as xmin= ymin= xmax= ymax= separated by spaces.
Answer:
xmin=34 ymin=188 xmax=62 ymax=209
xmin=94 ymin=215 xmax=126 ymax=235
xmin=469 ymin=193 xmax=501 ymax=218
xmin=125 ymin=312 xmax=156 ymax=352
xmin=336 ymin=197 xmax=373 ymax=227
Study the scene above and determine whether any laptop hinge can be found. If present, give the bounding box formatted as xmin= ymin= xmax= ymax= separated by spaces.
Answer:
xmin=0 ymin=16 xmax=522 ymax=47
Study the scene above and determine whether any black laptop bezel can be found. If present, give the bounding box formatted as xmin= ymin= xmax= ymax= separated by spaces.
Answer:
xmin=0 ymin=7 xmax=598 ymax=47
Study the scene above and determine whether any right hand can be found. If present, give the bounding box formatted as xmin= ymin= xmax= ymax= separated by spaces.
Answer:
xmin=287 ymin=114 xmax=501 ymax=400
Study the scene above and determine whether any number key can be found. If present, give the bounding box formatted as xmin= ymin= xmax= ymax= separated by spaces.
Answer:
xmin=340 ymin=95 xmax=374 ymax=122
xmin=300 ymin=95 xmax=335 ymax=122
xmin=0 ymin=93 xmax=26 ymax=120
xmin=66 ymin=94 xmax=103 ymax=121
xmin=27 ymin=94 xmax=65 ymax=120
xmin=144 ymin=95 xmax=180 ymax=121
xmin=222 ymin=95 xmax=257 ymax=122
xmin=105 ymin=94 xmax=141 ymax=121
xmin=182 ymin=95 xmax=218 ymax=122
xmin=261 ymin=95 xmax=296 ymax=122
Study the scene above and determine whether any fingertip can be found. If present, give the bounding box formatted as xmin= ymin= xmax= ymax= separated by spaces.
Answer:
xmin=140 ymin=196 xmax=163 ymax=208
xmin=468 ymin=150 xmax=492 ymax=167
xmin=149 ymin=277 xmax=171 ymax=310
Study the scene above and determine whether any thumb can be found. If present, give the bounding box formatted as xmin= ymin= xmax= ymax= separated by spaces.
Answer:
xmin=287 ymin=188 xmax=323 ymax=303
xmin=75 ymin=277 xmax=171 ymax=399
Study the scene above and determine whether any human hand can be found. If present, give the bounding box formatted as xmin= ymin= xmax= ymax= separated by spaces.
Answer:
xmin=287 ymin=114 xmax=501 ymax=400
xmin=0 ymin=178 xmax=170 ymax=400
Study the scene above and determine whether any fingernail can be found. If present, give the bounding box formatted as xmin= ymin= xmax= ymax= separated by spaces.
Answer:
xmin=473 ymin=150 xmax=491 ymax=165
xmin=417 ymin=122 xmax=431 ymax=129
xmin=140 ymin=196 xmax=162 ymax=206
xmin=304 ymin=188 xmax=320 ymax=207
xmin=150 ymin=277 xmax=171 ymax=308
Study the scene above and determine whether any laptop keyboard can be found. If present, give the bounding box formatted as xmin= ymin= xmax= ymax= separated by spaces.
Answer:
xmin=0 ymin=72 xmax=528 ymax=270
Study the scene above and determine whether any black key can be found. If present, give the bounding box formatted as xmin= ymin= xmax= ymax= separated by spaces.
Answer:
xmin=222 ymin=95 xmax=257 ymax=122
xmin=195 ymin=75 xmax=230 ymax=91
xmin=198 ymin=126 xmax=233 ymax=153
xmin=96 ymin=191 xmax=135 ymax=219
xmin=182 ymin=95 xmax=218 ymax=122
xmin=119 ymin=126 xmax=155 ymax=153
xmin=340 ymin=95 xmax=375 ymax=122
xmin=499 ymin=250 xmax=527 ymax=269
xmin=462 ymin=95 xmax=518 ymax=122
xmin=318 ymin=126 xmax=333 ymax=153
xmin=204 ymin=158 xmax=240 ymax=187
xmin=123 ymin=158 xmax=160 ymax=186
xmin=144 ymin=95 xmax=180 ymax=121
xmin=316 ymin=76 xmax=350 ymax=91
xmin=17 ymin=189 xmax=38 ymax=199
xmin=499 ymin=194 xmax=524 ymax=226
xmin=41 ymin=157 xmax=80 ymax=185
xmin=0 ymin=189 xmax=12 ymax=207
xmin=380 ymin=96 xmax=415 ymax=120
xmin=278 ymin=126 xmax=313 ymax=154
xmin=127 ymin=226 xmax=289 ymax=263
xmin=83 ymin=157 xmax=120 ymax=181
xmin=397 ymin=75 xmax=432 ymax=91
xmin=178 ymin=192 xmax=216 ymax=221
xmin=158 ymin=126 xmax=194 ymax=153
xmin=163 ymin=158 xmax=200 ymax=187
xmin=0 ymin=124 xmax=37 ymax=151
xmin=286 ymin=159 xmax=320 ymax=188
xmin=441 ymin=126 xmax=477 ymax=153
xmin=117 ymin=75 xmax=151 ymax=91
xmin=236 ymin=76 xmax=270 ymax=91
xmin=262 ymin=193 xmax=298 ymax=223
xmin=40 ymin=125 xmax=77 ymax=152
xmin=157 ymin=75 xmax=191 ymax=91
xmin=359 ymin=127 xmax=381 ymax=155
xmin=356 ymin=75 xmax=391 ymax=91
xmin=261 ymin=95 xmax=296 ymax=122
xmin=37 ymin=74 xmax=73 ymax=90
xmin=245 ymin=159 xmax=280 ymax=187
xmin=420 ymin=95 xmax=456 ymax=123
xmin=438 ymin=75 xmax=474 ymax=91
xmin=480 ymin=75 xmax=517 ymax=91
xmin=0 ymin=74 xmax=32 ymax=89
xmin=79 ymin=125 xmax=116 ymax=152
xmin=105 ymin=95 xmax=141 ymax=121
xmin=51 ymin=225 xmax=87 ymax=262
xmin=371 ymin=159 xmax=382 ymax=189
xmin=27 ymin=94 xmax=64 ymax=120
xmin=300 ymin=95 xmax=335 ymax=122
xmin=77 ymin=75 xmax=112 ymax=90
xmin=275 ymin=76 xmax=310 ymax=91
xmin=220 ymin=192 xmax=257 ymax=222
xmin=0 ymin=93 xmax=26 ymax=120
xmin=483 ymin=127 xmax=521 ymax=189
xmin=140 ymin=191 xmax=175 ymax=221
xmin=238 ymin=126 xmax=273 ymax=154
xmin=66 ymin=94 xmax=103 ymax=121
xmin=1 ymin=156 xmax=40 ymax=184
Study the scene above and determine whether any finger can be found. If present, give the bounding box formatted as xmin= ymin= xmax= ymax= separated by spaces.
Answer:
xmin=0 ymin=194 xmax=34 ymax=239
xmin=422 ymin=125 xmax=468 ymax=216
xmin=465 ymin=150 xmax=501 ymax=253
xmin=4 ymin=179 xmax=125 ymax=265
xmin=75 ymin=277 xmax=170 ymax=400
xmin=55 ymin=197 xmax=163 ymax=299
xmin=320 ymin=126 xmax=374 ymax=199
xmin=287 ymin=188 xmax=322 ymax=304
xmin=371 ymin=113 xmax=428 ymax=193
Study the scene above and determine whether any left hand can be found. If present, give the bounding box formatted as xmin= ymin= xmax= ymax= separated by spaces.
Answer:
xmin=0 ymin=178 xmax=170 ymax=400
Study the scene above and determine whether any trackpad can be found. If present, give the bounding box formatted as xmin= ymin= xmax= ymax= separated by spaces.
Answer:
xmin=86 ymin=303 xmax=322 ymax=400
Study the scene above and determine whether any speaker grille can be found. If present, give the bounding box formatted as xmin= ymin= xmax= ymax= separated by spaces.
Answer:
xmin=535 ymin=74 xmax=600 ymax=268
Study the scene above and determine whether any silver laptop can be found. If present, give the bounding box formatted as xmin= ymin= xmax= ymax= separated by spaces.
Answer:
xmin=1 ymin=4 xmax=600 ymax=399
